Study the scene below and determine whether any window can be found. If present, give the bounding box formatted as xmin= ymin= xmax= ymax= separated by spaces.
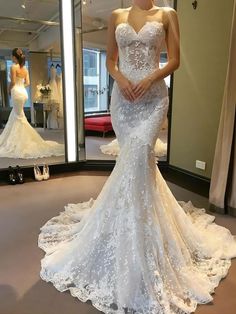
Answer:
xmin=83 ymin=49 xmax=170 ymax=114
xmin=83 ymin=48 xmax=108 ymax=113
xmin=160 ymin=52 xmax=171 ymax=88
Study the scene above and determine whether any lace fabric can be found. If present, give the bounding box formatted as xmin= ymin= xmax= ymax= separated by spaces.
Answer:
xmin=100 ymin=138 xmax=167 ymax=157
xmin=39 ymin=21 xmax=236 ymax=314
xmin=0 ymin=77 xmax=64 ymax=158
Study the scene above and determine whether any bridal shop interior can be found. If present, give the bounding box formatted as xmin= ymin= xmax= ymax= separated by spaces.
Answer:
xmin=0 ymin=0 xmax=236 ymax=313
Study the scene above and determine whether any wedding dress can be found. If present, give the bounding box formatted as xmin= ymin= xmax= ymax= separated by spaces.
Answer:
xmin=47 ymin=66 xmax=60 ymax=129
xmin=56 ymin=72 xmax=64 ymax=118
xmin=38 ymin=21 xmax=236 ymax=314
xmin=0 ymin=76 xmax=64 ymax=159
xmin=100 ymin=138 xmax=167 ymax=157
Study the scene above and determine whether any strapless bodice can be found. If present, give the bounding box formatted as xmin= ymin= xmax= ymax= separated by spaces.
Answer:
xmin=15 ymin=76 xmax=25 ymax=86
xmin=115 ymin=21 xmax=165 ymax=83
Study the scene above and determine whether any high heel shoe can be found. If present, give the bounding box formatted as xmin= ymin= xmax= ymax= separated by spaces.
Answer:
xmin=15 ymin=165 xmax=24 ymax=184
xmin=34 ymin=165 xmax=44 ymax=181
xmin=42 ymin=164 xmax=50 ymax=180
xmin=8 ymin=166 xmax=17 ymax=185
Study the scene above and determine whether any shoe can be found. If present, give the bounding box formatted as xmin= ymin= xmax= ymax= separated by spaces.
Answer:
xmin=34 ymin=165 xmax=44 ymax=181
xmin=8 ymin=166 xmax=17 ymax=185
xmin=42 ymin=164 xmax=50 ymax=180
xmin=15 ymin=165 xmax=24 ymax=184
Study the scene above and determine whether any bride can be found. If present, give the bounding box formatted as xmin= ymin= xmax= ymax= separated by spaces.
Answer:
xmin=38 ymin=1 xmax=236 ymax=313
xmin=0 ymin=48 xmax=64 ymax=159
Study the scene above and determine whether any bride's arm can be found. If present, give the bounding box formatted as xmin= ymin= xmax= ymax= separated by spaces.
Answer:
xmin=133 ymin=8 xmax=180 ymax=99
xmin=106 ymin=10 xmax=136 ymax=102
xmin=24 ymin=70 xmax=30 ymax=87
xmin=149 ymin=8 xmax=180 ymax=82
xmin=8 ymin=66 xmax=16 ymax=95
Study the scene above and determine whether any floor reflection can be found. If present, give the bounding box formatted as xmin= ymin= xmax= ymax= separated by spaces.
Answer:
xmin=0 ymin=128 xmax=65 ymax=168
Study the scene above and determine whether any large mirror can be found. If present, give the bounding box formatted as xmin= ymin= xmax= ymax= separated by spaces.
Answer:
xmin=80 ymin=0 xmax=174 ymax=162
xmin=0 ymin=0 xmax=65 ymax=169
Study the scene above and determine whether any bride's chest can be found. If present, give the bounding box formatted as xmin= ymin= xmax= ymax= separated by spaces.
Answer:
xmin=115 ymin=21 xmax=165 ymax=48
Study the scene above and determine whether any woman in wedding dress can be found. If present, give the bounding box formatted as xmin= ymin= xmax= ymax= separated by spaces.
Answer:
xmin=0 ymin=48 xmax=64 ymax=159
xmin=38 ymin=1 xmax=236 ymax=314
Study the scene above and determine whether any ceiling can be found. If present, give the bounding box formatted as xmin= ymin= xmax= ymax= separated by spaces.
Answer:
xmin=0 ymin=0 xmax=174 ymax=51
xmin=0 ymin=0 xmax=60 ymax=50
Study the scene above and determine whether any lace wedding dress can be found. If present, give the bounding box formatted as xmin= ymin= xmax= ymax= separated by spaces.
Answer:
xmin=100 ymin=138 xmax=167 ymax=157
xmin=0 ymin=76 xmax=64 ymax=159
xmin=39 ymin=21 xmax=236 ymax=314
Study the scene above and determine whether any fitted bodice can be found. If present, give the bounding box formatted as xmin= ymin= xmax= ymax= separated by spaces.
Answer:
xmin=115 ymin=21 xmax=165 ymax=83
xmin=15 ymin=76 xmax=25 ymax=86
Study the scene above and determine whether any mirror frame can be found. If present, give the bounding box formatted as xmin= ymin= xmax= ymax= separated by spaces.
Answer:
xmin=0 ymin=0 xmax=178 ymax=180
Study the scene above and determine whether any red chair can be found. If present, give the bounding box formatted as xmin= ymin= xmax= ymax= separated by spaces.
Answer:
xmin=84 ymin=115 xmax=113 ymax=137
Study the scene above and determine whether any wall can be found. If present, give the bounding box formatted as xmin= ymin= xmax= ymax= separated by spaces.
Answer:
xmin=170 ymin=0 xmax=234 ymax=178
xmin=28 ymin=52 xmax=49 ymax=123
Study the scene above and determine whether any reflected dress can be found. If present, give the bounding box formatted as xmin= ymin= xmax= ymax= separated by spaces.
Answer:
xmin=0 ymin=76 xmax=64 ymax=159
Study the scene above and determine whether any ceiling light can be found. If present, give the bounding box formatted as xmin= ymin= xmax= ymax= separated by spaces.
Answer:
xmin=21 ymin=4 xmax=26 ymax=9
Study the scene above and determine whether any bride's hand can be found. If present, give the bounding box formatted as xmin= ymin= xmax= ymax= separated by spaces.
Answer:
xmin=133 ymin=77 xmax=153 ymax=100
xmin=116 ymin=77 xmax=136 ymax=102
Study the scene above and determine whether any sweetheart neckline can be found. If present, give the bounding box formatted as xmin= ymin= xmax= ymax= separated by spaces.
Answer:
xmin=115 ymin=20 xmax=164 ymax=36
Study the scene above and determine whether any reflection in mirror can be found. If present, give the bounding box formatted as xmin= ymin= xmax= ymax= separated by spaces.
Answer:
xmin=81 ymin=0 xmax=174 ymax=162
xmin=0 ymin=0 xmax=65 ymax=169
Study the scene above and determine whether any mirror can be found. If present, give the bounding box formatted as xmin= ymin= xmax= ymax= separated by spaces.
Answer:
xmin=0 ymin=0 xmax=65 ymax=169
xmin=80 ymin=0 xmax=174 ymax=162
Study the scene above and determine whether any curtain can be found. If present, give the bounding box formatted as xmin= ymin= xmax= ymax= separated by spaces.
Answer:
xmin=209 ymin=0 xmax=236 ymax=214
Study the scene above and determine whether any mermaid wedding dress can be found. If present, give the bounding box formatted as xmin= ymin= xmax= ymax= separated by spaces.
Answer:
xmin=38 ymin=21 xmax=236 ymax=314
xmin=100 ymin=137 xmax=167 ymax=157
xmin=0 ymin=76 xmax=64 ymax=159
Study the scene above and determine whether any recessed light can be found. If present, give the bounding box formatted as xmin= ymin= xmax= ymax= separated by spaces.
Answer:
xmin=21 ymin=4 xmax=26 ymax=9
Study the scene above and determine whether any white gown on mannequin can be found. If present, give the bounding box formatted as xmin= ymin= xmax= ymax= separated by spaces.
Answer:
xmin=56 ymin=72 xmax=63 ymax=118
xmin=47 ymin=66 xmax=60 ymax=129
xmin=0 ymin=76 xmax=64 ymax=159
xmin=38 ymin=21 xmax=236 ymax=314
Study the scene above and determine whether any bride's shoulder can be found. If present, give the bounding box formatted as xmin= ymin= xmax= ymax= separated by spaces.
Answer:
xmin=110 ymin=8 xmax=129 ymax=24
xmin=161 ymin=7 xmax=177 ymax=17
xmin=10 ymin=64 xmax=18 ymax=72
xmin=159 ymin=7 xmax=178 ymax=27
xmin=111 ymin=7 xmax=129 ymax=16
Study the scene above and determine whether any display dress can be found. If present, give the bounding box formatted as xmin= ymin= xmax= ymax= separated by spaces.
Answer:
xmin=0 ymin=75 xmax=64 ymax=159
xmin=38 ymin=21 xmax=236 ymax=314
xmin=56 ymin=72 xmax=64 ymax=118
xmin=47 ymin=66 xmax=60 ymax=129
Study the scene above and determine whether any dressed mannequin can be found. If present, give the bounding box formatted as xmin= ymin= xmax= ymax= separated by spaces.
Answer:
xmin=47 ymin=65 xmax=60 ymax=129
xmin=55 ymin=64 xmax=64 ymax=129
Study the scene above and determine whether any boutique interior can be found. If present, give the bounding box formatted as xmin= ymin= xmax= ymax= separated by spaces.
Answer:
xmin=0 ymin=0 xmax=236 ymax=314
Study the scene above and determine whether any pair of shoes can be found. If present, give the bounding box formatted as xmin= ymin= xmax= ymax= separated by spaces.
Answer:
xmin=34 ymin=164 xmax=50 ymax=181
xmin=8 ymin=165 xmax=24 ymax=185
